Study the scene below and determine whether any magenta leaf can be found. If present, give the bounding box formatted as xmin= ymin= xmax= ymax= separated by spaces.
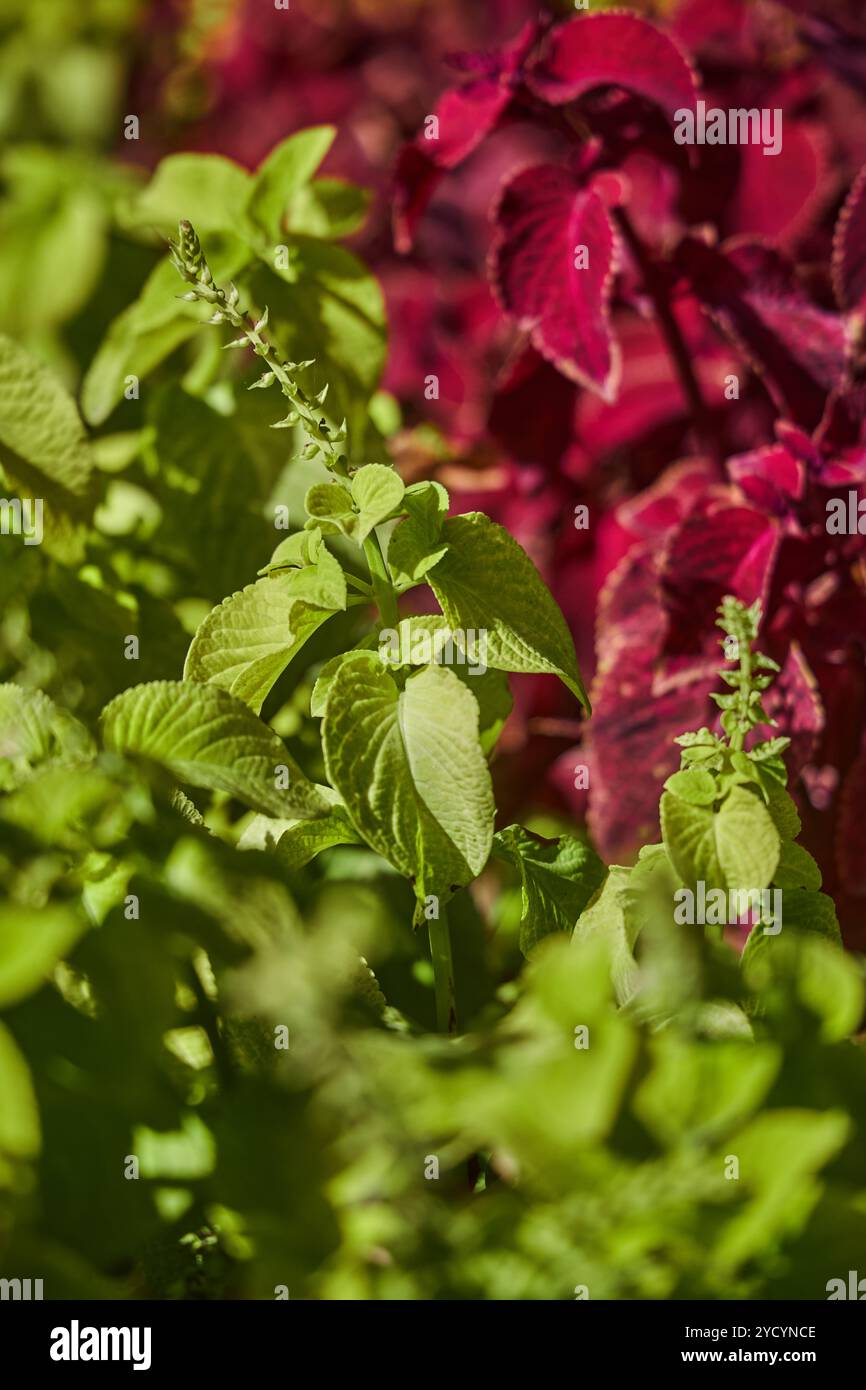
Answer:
xmin=492 ymin=164 xmax=620 ymax=399
xmin=392 ymin=83 xmax=513 ymax=252
xmin=680 ymin=237 xmax=848 ymax=427
xmin=729 ymin=121 xmax=827 ymax=246
xmin=727 ymin=443 xmax=805 ymax=514
xmin=660 ymin=504 xmax=778 ymax=651
xmin=528 ymin=12 xmax=698 ymax=126
xmin=585 ymin=544 xmax=716 ymax=860
xmin=488 ymin=344 xmax=579 ymax=468
xmin=392 ymin=145 xmax=443 ymax=256
xmin=815 ymin=384 xmax=866 ymax=451
xmin=393 ymin=19 xmax=540 ymax=252
xmin=763 ymin=643 xmax=824 ymax=780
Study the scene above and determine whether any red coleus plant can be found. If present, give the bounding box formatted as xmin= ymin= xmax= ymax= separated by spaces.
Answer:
xmin=394 ymin=4 xmax=866 ymax=946
xmin=395 ymin=12 xmax=702 ymax=400
xmin=127 ymin=1 xmax=866 ymax=944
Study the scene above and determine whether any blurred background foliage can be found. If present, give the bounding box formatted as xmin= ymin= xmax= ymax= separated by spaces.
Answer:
xmin=1 ymin=0 xmax=866 ymax=1301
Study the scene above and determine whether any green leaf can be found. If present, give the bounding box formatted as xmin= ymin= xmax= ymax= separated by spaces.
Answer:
xmin=773 ymin=840 xmax=822 ymax=891
xmin=0 ymin=334 xmax=92 ymax=494
xmin=0 ymin=684 xmax=94 ymax=790
xmin=239 ymin=806 xmax=363 ymax=871
xmin=713 ymin=1109 xmax=850 ymax=1271
xmin=123 ymin=153 xmax=253 ymax=234
xmin=311 ymin=649 xmax=378 ymax=718
xmin=350 ymin=463 xmax=404 ymax=542
xmin=387 ymin=481 xmax=450 ymax=585
xmin=258 ymin=528 xmax=322 ymax=575
xmin=101 ymin=680 xmax=329 ymax=818
xmin=427 ymin=513 xmax=589 ymax=709
xmin=663 ymin=768 xmax=718 ymax=806
xmin=675 ymin=727 xmax=721 ymax=749
xmin=321 ymin=658 xmax=494 ymax=898
xmin=744 ymin=932 xmax=861 ymax=1040
xmin=0 ymin=158 xmax=109 ymax=332
xmin=661 ymin=785 xmax=780 ymax=892
xmin=247 ymin=127 xmax=336 ymax=240
xmin=0 ymin=903 xmax=87 ymax=1009
xmin=777 ymin=888 xmax=841 ymax=940
xmin=572 ymin=866 xmax=639 ymax=1004
xmin=81 ymin=239 xmax=250 ymax=425
xmin=742 ymin=888 xmax=840 ymax=979
xmin=281 ymin=546 xmax=347 ymax=609
xmin=0 ymin=1021 xmax=40 ymax=1160
xmin=635 ymin=1035 xmax=780 ymax=1146
xmin=765 ymin=782 xmax=802 ymax=839
xmin=139 ymin=385 xmax=290 ymax=602
xmin=660 ymin=793 xmax=721 ymax=888
xmin=0 ymin=765 xmax=118 ymax=846
xmin=463 ymin=666 xmax=512 ymax=757
xmin=714 ymin=786 xmax=780 ymax=892
xmin=374 ymin=616 xmax=513 ymax=754
xmin=248 ymin=240 xmax=385 ymax=442
xmin=184 ymin=567 xmax=344 ymax=715
xmin=493 ymin=826 xmax=605 ymax=955
xmin=305 ymin=482 xmax=354 ymax=526
xmin=286 ymin=179 xmax=371 ymax=240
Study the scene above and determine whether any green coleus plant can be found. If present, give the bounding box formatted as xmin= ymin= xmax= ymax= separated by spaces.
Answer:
xmin=2 ymin=589 xmax=865 ymax=1298
xmin=2 ymin=156 xmax=865 ymax=1301
xmin=576 ymin=597 xmax=841 ymax=1018
xmin=97 ymin=220 xmax=599 ymax=1033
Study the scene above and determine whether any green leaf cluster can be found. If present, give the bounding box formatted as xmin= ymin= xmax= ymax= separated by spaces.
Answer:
xmin=1 ymin=123 xmax=864 ymax=1307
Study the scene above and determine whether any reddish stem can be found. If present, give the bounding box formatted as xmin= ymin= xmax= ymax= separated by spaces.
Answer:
xmin=614 ymin=206 xmax=719 ymax=464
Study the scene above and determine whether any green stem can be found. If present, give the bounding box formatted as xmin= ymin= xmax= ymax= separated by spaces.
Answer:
xmin=363 ymin=532 xmax=399 ymax=629
xmin=428 ymin=908 xmax=457 ymax=1036
xmin=730 ymin=642 xmax=752 ymax=752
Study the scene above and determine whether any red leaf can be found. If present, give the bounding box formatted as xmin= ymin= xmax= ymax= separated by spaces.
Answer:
xmin=680 ymin=237 xmax=848 ymax=428
xmin=528 ymin=12 xmax=698 ymax=126
xmin=488 ymin=344 xmax=579 ymax=468
xmin=729 ymin=121 xmax=828 ymax=247
xmin=764 ymin=643 xmax=824 ymax=779
xmin=392 ymin=145 xmax=442 ymax=256
xmin=585 ymin=544 xmax=716 ymax=859
xmin=815 ymin=384 xmax=866 ymax=451
xmin=491 ymin=164 xmax=620 ymax=399
xmin=727 ymin=443 xmax=805 ymax=513
xmin=832 ymin=162 xmax=866 ymax=312
xmin=392 ymin=19 xmax=541 ymax=252
xmin=392 ymin=83 xmax=513 ymax=253
xmin=660 ymin=503 xmax=778 ymax=650
xmin=575 ymin=306 xmax=735 ymax=458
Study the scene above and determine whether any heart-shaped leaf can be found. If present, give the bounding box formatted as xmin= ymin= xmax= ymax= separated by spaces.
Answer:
xmin=322 ymin=657 xmax=494 ymax=899
xmin=350 ymin=463 xmax=405 ymax=542
xmin=492 ymin=166 xmax=620 ymax=399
